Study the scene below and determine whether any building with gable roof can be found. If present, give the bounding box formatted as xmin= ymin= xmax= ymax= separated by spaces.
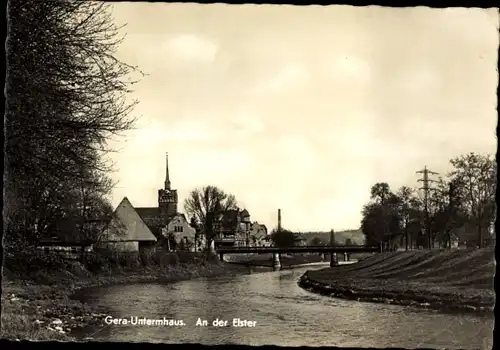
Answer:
xmin=103 ymin=153 xmax=268 ymax=252
xmin=248 ymin=222 xmax=269 ymax=246
xmin=99 ymin=197 xmax=157 ymax=252
xmin=213 ymin=208 xmax=253 ymax=247
xmin=103 ymin=153 xmax=199 ymax=252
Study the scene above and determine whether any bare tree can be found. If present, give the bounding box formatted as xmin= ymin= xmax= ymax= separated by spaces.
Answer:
xmin=184 ymin=186 xmax=238 ymax=257
xmin=5 ymin=1 xmax=144 ymax=255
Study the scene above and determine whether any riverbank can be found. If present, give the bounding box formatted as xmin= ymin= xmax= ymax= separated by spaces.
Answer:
xmin=225 ymin=253 xmax=327 ymax=267
xmin=1 ymin=260 xmax=249 ymax=341
xmin=299 ymin=248 xmax=495 ymax=313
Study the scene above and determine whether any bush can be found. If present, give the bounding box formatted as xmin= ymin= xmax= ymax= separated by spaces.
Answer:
xmin=3 ymin=247 xmax=68 ymax=278
xmin=86 ymin=249 xmax=142 ymax=270
xmin=140 ymin=248 xmax=159 ymax=266
xmin=177 ymin=251 xmax=202 ymax=264
xmin=159 ymin=252 xmax=180 ymax=265
xmin=83 ymin=252 xmax=109 ymax=273
xmin=115 ymin=252 xmax=141 ymax=269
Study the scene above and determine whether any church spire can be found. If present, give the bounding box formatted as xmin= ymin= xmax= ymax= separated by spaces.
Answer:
xmin=165 ymin=152 xmax=171 ymax=190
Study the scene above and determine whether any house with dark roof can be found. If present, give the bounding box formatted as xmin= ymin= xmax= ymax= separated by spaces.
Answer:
xmin=294 ymin=232 xmax=308 ymax=246
xmin=213 ymin=208 xmax=252 ymax=247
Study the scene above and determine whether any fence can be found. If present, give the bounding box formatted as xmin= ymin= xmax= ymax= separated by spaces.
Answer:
xmin=36 ymin=245 xmax=94 ymax=260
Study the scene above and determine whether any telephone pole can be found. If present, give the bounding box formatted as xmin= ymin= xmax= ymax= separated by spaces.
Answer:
xmin=417 ymin=166 xmax=439 ymax=249
xmin=329 ymin=229 xmax=338 ymax=267
xmin=446 ymin=182 xmax=456 ymax=248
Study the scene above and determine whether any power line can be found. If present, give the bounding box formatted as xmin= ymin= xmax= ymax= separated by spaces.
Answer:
xmin=416 ymin=166 xmax=439 ymax=249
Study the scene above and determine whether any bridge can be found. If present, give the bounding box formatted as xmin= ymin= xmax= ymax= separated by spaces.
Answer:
xmin=215 ymin=245 xmax=380 ymax=269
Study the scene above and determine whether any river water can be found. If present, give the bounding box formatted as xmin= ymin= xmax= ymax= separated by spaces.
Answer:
xmin=74 ymin=264 xmax=494 ymax=348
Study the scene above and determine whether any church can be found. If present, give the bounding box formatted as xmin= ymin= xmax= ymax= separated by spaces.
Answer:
xmin=101 ymin=153 xmax=201 ymax=252
xmin=102 ymin=153 xmax=269 ymax=253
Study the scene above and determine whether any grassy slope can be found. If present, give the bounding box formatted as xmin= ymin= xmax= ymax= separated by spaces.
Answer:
xmin=300 ymin=248 xmax=495 ymax=311
xmin=226 ymin=253 xmax=327 ymax=267
xmin=0 ymin=261 xmax=247 ymax=341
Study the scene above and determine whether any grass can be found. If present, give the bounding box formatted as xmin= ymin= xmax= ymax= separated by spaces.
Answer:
xmin=1 ymin=256 xmax=249 ymax=342
xmin=299 ymin=248 xmax=495 ymax=312
xmin=1 ymin=312 xmax=70 ymax=341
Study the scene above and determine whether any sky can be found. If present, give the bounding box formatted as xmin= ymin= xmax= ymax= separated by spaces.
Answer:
xmin=107 ymin=4 xmax=498 ymax=232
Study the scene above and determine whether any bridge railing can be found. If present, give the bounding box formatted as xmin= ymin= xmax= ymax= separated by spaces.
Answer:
xmin=215 ymin=245 xmax=380 ymax=253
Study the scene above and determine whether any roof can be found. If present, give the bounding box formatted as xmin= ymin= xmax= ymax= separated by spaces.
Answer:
xmin=135 ymin=207 xmax=168 ymax=237
xmin=134 ymin=208 xmax=192 ymax=241
xmin=213 ymin=209 xmax=239 ymax=231
xmin=295 ymin=233 xmax=308 ymax=241
xmin=135 ymin=207 xmax=160 ymax=220
xmin=104 ymin=197 xmax=157 ymax=242
xmin=176 ymin=213 xmax=187 ymax=221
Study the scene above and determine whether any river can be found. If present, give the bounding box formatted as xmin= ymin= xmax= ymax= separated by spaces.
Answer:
xmin=73 ymin=264 xmax=493 ymax=348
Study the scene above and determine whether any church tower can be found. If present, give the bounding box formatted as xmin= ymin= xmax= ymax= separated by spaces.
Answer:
xmin=158 ymin=153 xmax=178 ymax=224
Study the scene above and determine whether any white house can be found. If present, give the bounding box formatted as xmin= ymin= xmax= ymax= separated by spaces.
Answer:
xmin=161 ymin=213 xmax=204 ymax=251
xmin=248 ymin=222 xmax=268 ymax=246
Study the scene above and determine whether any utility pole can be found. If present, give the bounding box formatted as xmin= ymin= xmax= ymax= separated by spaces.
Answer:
xmin=417 ymin=166 xmax=439 ymax=249
xmin=447 ymin=182 xmax=455 ymax=249
xmin=329 ymin=229 xmax=338 ymax=267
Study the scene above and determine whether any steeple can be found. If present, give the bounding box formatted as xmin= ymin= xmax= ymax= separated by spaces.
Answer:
xmin=164 ymin=152 xmax=171 ymax=190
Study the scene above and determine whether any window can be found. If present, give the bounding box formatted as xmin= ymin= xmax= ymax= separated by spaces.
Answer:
xmin=174 ymin=226 xmax=183 ymax=233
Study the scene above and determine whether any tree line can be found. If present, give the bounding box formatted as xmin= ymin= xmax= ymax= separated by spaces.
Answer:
xmin=5 ymin=1 xmax=143 ymax=266
xmin=361 ymin=153 xmax=496 ymax=250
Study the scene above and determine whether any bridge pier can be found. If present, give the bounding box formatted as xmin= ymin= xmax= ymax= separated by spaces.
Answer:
xmin=273 ymin=253 xmax=281 ymax=270
xmin=330 ymin=252 xmax=338 ymax=267
xmin=215 ymin=246 xmax=379 ymax=265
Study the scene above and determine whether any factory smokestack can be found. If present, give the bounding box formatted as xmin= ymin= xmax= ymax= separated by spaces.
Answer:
xmin=278 ymin=209 xmax=282 ymax=232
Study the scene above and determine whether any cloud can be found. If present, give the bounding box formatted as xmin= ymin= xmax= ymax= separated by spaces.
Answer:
xmin=265 ymin=62 xmax=310 ymax=92
xmin=330 ymin=55 xmax=372 ymax=86
xmin=165 ymin=34 xmax=218 ymax=63
xmin=131 ymin=119 xmax=222 ymax=144
xmin=396 ymin=66 xmax=442 ymax=93
xmin=108 ymin=4 xmax=497 ymax=232
xmin=230 ymin=111 xmax=265 ymax=133
xmin=180 ymin=148 xmax=254 ymax=186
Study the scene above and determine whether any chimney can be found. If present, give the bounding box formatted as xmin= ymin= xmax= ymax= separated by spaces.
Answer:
xmin=278 ymin=209 xmax=282 ymax=232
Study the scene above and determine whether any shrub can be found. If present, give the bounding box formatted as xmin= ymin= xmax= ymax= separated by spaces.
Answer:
xmin=3 ymin=247 xmax=68 ymax=279
xmin=83 ymin=252 xmax=109 ymax=273
xmin=115 ymin=252 xmax=141 ymax=269
xmin=140 ymin=248 xmax=158 ymax=266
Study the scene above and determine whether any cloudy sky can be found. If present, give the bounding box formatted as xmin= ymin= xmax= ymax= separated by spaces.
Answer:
xmin=107 ymin=4 xmax=498 ymax=232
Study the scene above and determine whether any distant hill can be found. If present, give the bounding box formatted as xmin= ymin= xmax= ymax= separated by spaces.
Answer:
xmin=300 ymin=229 xmax=366 ymax=245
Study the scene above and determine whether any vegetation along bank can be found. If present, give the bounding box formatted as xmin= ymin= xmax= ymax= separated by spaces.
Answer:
xmin=1 ymin=251 xmax=250 ymax=342
xmin=298 ymin=248 xmax=495 ymax=313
